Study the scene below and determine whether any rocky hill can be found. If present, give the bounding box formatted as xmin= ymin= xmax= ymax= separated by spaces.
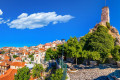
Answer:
xmin=89 ymin=6 xmax=120 ymax=46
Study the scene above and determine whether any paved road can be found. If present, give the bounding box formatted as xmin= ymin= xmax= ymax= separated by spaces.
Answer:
xmin=68 ymin=68 xmax=117 ymax=80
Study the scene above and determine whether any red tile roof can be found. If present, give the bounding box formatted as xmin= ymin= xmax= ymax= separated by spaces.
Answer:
xmin=11 ymin=62 xmax=25 ymax=67
xmin=0 ymin=60 xmax=12 ymax=66
xmin=25 ymin=52 xmax=29 ymax=55
xmin=4 ymin=56 xmax=10 ymax=60
xmin=0 ymin=69 xmax=17 ymax=80
xmin=15 ymin=57 xmax=21 ymax=60
xmin=39 ymin=48 xmax=45 ymax=51
xmin=45 ymin=43 xmax=51 ymax=46
xmin=29 ymin=76 xmax=37 ymax=80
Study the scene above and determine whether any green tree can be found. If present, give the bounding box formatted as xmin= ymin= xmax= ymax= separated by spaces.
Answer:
xmin=31 ymin=57 xmax=34 ymax=61
xmin=88 ymin=25 xmax=114 ymax=53
xmin=32 ymin=64 xmax=44 ymax=78
xmin=13 ymin=55 xmax=19 ymax=58
xmin=1 ymin=51 xmax=5 ymax=54
xmin=81 ymin=50 xmax=100 ymax=61
xmin=45 ymin=48 xmax=57 ymax=61
xmin=67 ymin=37 xmax=82 ymax=65
xmin=28 ymin=53 xmax=34 ymax=58
xmin=80 ymin=25 xmax=114 ymax=63
xmin=15 ymin=66 xmax=30 ymax=80
xmin=56 ymin=43 xmax=68 ymax=58
xmin=106 ymin=22 xmax=111 ymax=29
xmin=111 ymin=45 xmax=120 ymax=61
xmin=50 ymin=68 xmax=63 ymax=80
xmin=80 ymin=25 xmax=114 ymax=52
xmin=29 ymin=54 xmax=34 ymax=61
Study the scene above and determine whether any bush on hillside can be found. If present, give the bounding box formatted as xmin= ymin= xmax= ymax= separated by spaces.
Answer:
xmin=106 ymin=22 xmax=111 ymax=29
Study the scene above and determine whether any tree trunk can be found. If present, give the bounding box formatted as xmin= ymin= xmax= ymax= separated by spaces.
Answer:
xmin=76 ymin=57 xmax=77 ymax=65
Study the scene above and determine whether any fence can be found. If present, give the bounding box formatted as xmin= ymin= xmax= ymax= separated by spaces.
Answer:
xmin=59 ymin=58 xmax=67 ymax=80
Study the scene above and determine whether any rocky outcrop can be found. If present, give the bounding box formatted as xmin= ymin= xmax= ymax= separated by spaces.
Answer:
xmin=88 ymin=6 xmax=120 ymax=46
xmin=89 ymin=24 xmax=120 ymax=46
xmin=109 ymin=26 xmax=120 ymax=46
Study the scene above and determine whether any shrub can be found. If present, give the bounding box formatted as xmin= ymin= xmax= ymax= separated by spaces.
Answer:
xmin=106 ymin=22 xmax=111 ymax=29
xmin=13 ymin=55 xmax=18 ymax=58
xmin=50 ymin=68 xmax=63 ymax=80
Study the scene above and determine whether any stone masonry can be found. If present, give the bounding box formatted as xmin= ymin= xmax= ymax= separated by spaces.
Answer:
xmin=101 ymin=7 xmax=110 ymax=23
xmin=89 ymin=6 xmax=120 ymax=46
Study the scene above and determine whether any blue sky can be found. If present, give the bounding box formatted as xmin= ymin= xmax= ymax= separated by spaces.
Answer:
xmin=0 ymin=0 xmax=119 ymax=47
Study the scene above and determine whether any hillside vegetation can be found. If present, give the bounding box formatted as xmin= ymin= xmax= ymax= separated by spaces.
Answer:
xmin=45 ymin=23 xmax=120 ymax=64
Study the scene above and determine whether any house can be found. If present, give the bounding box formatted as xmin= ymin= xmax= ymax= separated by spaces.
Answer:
xmin=51 ymin=43 xmax=56 ymax=48
xmin=4 ymin=56 xmax=10 ymax=61
xmin=10 ymin=62 xmax=25 ymax=69
xmin=14 ymin=57 xmax=22 ymax=62
xmin=0 ymin=69 xmax=17 ymax=80
xmin=44 ymin=43 xmax=51 ymax=49
xmin=34 ymin=54 xmax=40 ymax=64
xmin=34 ymin=52 xmax=46 ymax=64
xmin=24 ymin=52 xmax=29 ymax=56
xmin=0 ymin=60 xmax=12 ymax=74
xmin=0 ymin=54 xmax=3 ymax=58
xmin=37 ymin=44 xmax=43 ymax=48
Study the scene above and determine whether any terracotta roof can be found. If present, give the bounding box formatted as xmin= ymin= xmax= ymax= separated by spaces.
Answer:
xmin=11 ymin=62 xmax=25 ymax=67
xmin=39 ymin=48 xmax=45 ymax=51
xmin=45 ymin=43 xmax=51 ymax=46
xmin=29 ymin=76 xmax=34 ymax=80
xmin=0 ymin=60 xmax=12 ymax=66
xmin=35 ymin=50 xmax=39 ymax=52
xmin=0 ymin=69 xmax=17 ymax=80
xmin=4 ymin=56 xmax=10 ymax=60
xmin=28 ymin=49 xmax=32 ymax=52
xmin=6 ymin=53 xmax=9 ymax=55
xmin=39 ymin=48 xmax=44 ymax=50
xmin=29 ymin=76 xmax=37 ymax=80
xmin=25 ymin=52 xmax=29 ymax=55
xmin=15 ymin=57 xmax=21 ymax=60
xmin=0 ymin=62 xmax=9 ymax=67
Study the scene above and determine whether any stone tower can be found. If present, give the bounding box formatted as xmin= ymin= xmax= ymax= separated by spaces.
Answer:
xmin=101 ymin=6 xmax=110 ymax=25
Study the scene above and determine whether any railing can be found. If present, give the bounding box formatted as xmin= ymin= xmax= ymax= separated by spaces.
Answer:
xmin=59 ymin=59 xmax=67 ymax=80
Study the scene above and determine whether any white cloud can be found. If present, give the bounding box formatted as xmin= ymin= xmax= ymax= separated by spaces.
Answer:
xmin=0 ymin=9 xmax=3 ymax=15
xmin=0 ymin=18 xmax=10 ymax=24
xmin=0 ymin=9 xmax=10 ymax=24
xmin=8 ymin=12 xmax=74 ymax=29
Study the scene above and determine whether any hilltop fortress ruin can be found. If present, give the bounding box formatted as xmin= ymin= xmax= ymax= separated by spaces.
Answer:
xmin=89 ymin=6 xmax=120 ymax=46
xmin=101 ymin=7 xmax=110 ymax=25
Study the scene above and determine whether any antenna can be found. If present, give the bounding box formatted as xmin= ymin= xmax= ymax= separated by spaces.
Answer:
xmin=105 ymin=0 xmax=106 ymax=6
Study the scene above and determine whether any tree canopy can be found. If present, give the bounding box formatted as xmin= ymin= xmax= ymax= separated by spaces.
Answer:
xmin=45 ymin=48 xmax=57 ymax=61
xmin=29 ymin=53 xmax=34 ymax=61
xmin=66 ymin=37 xmax=82 ymax=64
xmin=112 ymin=45 xmax=120 ymax=61
xmin=80 ymin=25 xmax=114 ymax=53
xmin=79 ymin=25 xmax=115 ymax=63
xmin=44 ymin=25 xmax=117 ymax=63
xmin=15 ymin=66 xmax=30 ymax=80
xmin=32 ymin=64 xmax=44 ymax=78
xmin=50 ymin=68 xmax=63 ymax=80
xmin=13 ymin=55 xmax=19 ymax=58
xmin=81 ymin=50 xmax=100 ymax=61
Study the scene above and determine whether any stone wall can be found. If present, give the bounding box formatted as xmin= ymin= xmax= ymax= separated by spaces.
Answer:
xmin=101 ymin=7 xmax=110 ymax=24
